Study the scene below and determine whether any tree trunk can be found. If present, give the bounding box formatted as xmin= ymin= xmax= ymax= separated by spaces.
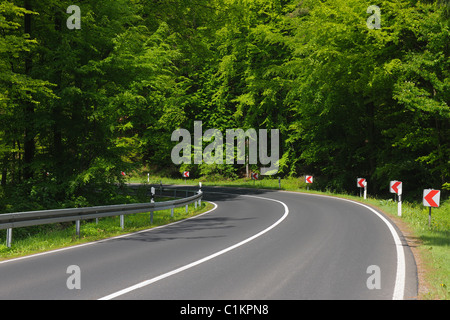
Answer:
xmin=23 ymin=0 xmax=35 ymax=180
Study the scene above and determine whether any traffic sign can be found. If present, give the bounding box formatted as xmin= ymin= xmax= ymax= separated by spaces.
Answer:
xmin=251 ymin=172 xmax=259 ymax=180
xmin=357 ymin=178 xmax=367 ymax=199
xmin=357 ymin=178 xmax=366 ymax=188
xmin=183 ymin=171 xmax=190 ymax=178
xmin=390 ymin=181 xmax=403 ymax=216
xmin=305 ymin=175 xmax=313 ymax=184
xmin=121 ymin=171 xmax=126 ymax=176
xmin=390 ymin=181 xmax=402 ymax=195
xmin=423 ymin=189 xmax=440 ymax=208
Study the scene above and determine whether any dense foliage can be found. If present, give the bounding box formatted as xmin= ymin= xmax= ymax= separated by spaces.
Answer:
xmin=0 ymin=0 xmax=448 ymax=210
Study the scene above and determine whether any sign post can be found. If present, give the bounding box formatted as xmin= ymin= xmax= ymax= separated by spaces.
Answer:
xmin=390 ymin=181 xmax=403 ymax=216
xmin=183 ymin=171 xmax=189 ymax=183
xmin=423 ymin=189 xmax=440 ymax=228
xmin=305 ymin=175 xmax=313 ymax=190
xmin=357 ymin=178 xmax=367 ymax=199
xmin=150 ymin=187 xmax=155 ymax=224
xmin=198 ymin=182 xmax=202 ymax=207
xmin=251 ymin=172 xmax=258 ymax=185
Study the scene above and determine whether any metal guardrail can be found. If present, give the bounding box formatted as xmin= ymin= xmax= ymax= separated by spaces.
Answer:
xmin=1 ymin=184 xmax=203 ymax=248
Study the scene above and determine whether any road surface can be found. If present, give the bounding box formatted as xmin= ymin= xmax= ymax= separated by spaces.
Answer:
xmin=0 ymin=187 xmax=417 ymax=300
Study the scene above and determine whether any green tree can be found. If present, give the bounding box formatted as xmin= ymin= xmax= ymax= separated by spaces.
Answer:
xmin=0 ymin=1 xmax=55 ymax=185
xmin=278 ymin=0 xmax=449 ymax=195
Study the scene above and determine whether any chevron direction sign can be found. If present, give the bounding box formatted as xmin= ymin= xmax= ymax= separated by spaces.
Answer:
xmin=357 ymin=178 xmax=367 ymax=199
xmin=357 ymin=178 xmax=366 ymax=188
xmin=305 ymin=175 xmax=313 ymax=184
xmin=423 ymin=189 xmax=440 ymax=208
xmin=389 ymin=181 xmax=402 ymax=195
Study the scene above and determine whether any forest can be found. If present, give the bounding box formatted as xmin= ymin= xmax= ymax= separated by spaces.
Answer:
xmin=0 ymin=0 xmax=449 ymax=211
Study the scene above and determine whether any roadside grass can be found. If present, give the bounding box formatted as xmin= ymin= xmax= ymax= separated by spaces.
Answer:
xmin=132 ymin=174 xmax=449 ymax=300
xmin=371 ymin=199 xmax=450 ymax=300
xmin=0 ymin=200 xmax=213 ymax=261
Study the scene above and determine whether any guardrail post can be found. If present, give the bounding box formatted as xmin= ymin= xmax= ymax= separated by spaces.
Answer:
xmin=120 ymin=215 xmax=124 ymax=230
xmin=171 ymin=207 xmax=174 ymax=217
xmin=186 ymin=204 xmax=188 ymax=213
xmin=6 ymin=228 xmax=12 ymax=248
xmin=76 ymin=220 xmax=81 ymax=237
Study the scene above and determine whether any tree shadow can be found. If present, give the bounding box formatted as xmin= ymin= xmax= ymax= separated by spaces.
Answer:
xmin=107 ymin=215 xmax=256 ymax=244
xmin=106 ymin=185 xmax=277 ymax=244
xmin=419 ymin=230 xmax=450 ymax=248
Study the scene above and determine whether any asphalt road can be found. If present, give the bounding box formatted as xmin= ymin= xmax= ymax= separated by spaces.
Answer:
xmin=0 ymin=187 xmax=417 ymax=300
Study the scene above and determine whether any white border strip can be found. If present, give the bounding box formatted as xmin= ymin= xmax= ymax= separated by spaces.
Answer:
xmin=280 ymin=190 xmax=406 ymax=300
xmin=98 ymin=194 xmax=289 ymax=300
xmin=0 ymin=202 xmax=218 ymax=265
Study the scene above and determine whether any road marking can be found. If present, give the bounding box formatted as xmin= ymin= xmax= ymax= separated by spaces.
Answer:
xmin=343 ymin=199 xmax=405 ymax=300
xmin=280 ymin=190 xmax=406 ymax=300
xmin=0 ymin=202 xmax=218 ymax=265
xmin=98 ymin=194 xmax=289 ymax=300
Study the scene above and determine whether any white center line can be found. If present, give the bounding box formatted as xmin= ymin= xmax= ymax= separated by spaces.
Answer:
xmin=98 ymin=194 xmax=289 ymax=300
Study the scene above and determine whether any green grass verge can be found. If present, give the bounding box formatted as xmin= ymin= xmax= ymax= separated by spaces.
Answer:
xmin=132 ymin=174 xmax=449 ymax=300
xmin=369 ymin=198 xmax=450 ymax=300
xmin=0 ymin=200 xmax=214 ymax=261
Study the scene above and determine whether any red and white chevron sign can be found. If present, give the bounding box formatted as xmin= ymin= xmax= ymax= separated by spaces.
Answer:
xmin=251 ymin=172 xmax=259 ymax=180
xmin=390 ymin=181 xmax=402 ymax=195
xmin=305 ymin=175 xmax=313 ymax=184
xmin=357 ymin=178 xmax=366 ymax=188
xmin=183 ymin=171 xmax=190 ymax=178
xmin=423 ymin=189 xmax=440 ymax=208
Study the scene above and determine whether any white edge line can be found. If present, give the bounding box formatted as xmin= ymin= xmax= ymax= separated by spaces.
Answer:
xmin=98 ymin=194 xmax=289 ymax=300
xmin=279 ymin=190 xmax=406 ymax=300
xmin=0 ymin=202 xmax=218 ymax=265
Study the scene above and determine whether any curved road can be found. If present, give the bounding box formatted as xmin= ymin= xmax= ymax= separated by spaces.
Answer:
xmin=0 ymin=187 xmax=417 ymax=300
